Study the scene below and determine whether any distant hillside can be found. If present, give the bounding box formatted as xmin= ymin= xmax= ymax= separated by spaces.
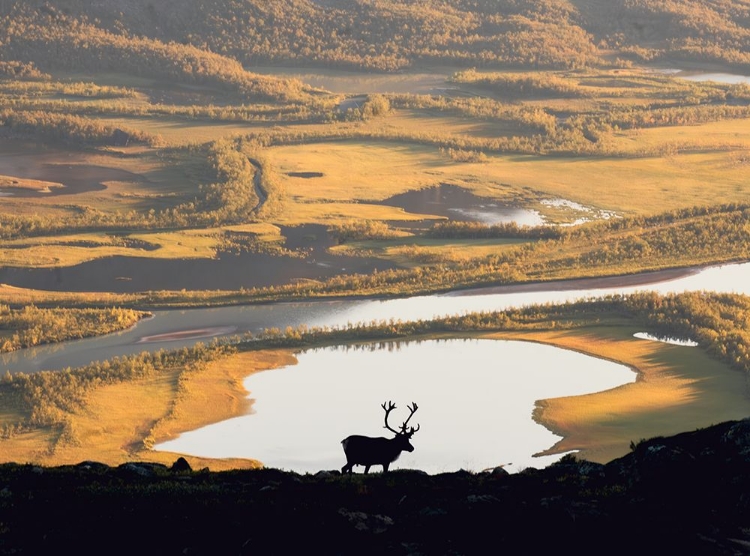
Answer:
xmin=569 ymin=0 xmax=750 ymax=68
xmin=3 ymin=0 xmax=749 ymax=76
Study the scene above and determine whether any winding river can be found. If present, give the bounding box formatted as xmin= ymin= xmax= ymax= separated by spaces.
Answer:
xmin=3 ymin=262 xmax=749 ymax=375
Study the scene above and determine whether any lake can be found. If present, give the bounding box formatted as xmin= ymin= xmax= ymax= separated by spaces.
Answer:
xmin=156 ymin=338 xmax=637 ymax=474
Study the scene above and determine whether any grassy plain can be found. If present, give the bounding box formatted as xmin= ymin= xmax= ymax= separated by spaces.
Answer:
xmin=0 ymin=224 xmax=282 ymax=268
xmin=331 ymin=237 xmax=530 ymax=266
xmin=268 ymin=119 xmax=750 ymax=226
xmin=3 ymin=67 xmax=750 ymax=275
xmin=0 ymin=350 xmax=296 ymax=469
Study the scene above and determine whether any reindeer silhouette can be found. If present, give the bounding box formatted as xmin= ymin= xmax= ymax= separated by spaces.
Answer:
xmin=341 ymin=401 xmax=420 ymax=474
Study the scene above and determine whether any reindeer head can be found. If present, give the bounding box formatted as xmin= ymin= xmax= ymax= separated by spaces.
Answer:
xmin=382 ymin=400 xmax=420 ymax=452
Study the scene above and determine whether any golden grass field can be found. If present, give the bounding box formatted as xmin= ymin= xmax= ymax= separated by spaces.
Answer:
xmin=268 ymin=118 xmax=750 ymax=226
xmin=3 ymin=68 xmax=750 ymax=267
xmin=0 ymin=223 xmax=282 ymax=268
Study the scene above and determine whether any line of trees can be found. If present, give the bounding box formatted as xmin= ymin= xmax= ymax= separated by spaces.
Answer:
xmin=0 ymin=342 xmax=231 ymax=444
xmin=230 ymin=203 xmax=750 ymax=302
xmin=0 ymin=305 xmax=147 ymax=353
xmin=0 ymin=109 xmax=160 ymax=146
xmin=1 ymin=97 xmax=323 ymax=124
xmin=239 ymin=291 xmax=750 ymax=372
xmin=235 ymin=291 xmax=750 ymax=384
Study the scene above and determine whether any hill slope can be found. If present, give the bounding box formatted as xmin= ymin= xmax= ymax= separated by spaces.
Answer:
xmin=3 ymin=0 xmax=750 ymax=74
xmin=0 ymin=418 xmax=749 ymax=554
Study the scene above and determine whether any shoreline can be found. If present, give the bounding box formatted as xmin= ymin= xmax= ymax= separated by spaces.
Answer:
xmin=443 ymin=266 xmax=702 ymax=298
xmin=0 ymin=259 xmax=742 ymax=312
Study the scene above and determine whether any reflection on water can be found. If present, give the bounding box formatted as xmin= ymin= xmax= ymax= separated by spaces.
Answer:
xmin=4 ymin=261 xmax=749 ymax=473
xmin=381 ymin=183 xmax=544 ymax=226
xmin=679 ymin=72 xmax=750 ymax=85
xmin=156 ymin=339 xmax=636 ymax=474
xmin=541 ymin=198 xmax=618 ymax=226
xmin=633 ymin=332 xmax=698 ymax=347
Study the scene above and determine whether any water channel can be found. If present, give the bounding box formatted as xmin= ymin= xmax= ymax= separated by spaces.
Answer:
xmin=4 ymin=261 xmax=749 ymax=375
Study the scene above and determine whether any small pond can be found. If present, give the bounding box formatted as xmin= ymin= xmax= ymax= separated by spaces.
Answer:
xmin=678 ymin=72 xmax=750 ymax=85
xmin=157 ymin=339 xmax=637 ymax=474
xmin=381 ymin=184 xmax=544 ymax=227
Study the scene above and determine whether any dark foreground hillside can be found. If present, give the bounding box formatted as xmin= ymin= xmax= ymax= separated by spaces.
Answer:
xmin=1 ymin=420 xmax=750 ymax=555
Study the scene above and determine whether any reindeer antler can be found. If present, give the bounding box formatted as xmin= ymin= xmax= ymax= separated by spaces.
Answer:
xmin=381 ymin=401 xmax=400 ymax=434
xmin=400 ymin=402 xmax=420 ymax=437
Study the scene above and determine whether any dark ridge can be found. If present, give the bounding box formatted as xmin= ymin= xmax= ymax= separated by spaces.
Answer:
xmin=0 ymin=419 xmax=749 ymax=554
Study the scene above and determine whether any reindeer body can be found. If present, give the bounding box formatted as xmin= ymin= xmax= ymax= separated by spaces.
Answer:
xmin=341 ymin=401 xmax=420 ymax=474
xmin=341 ymin=434 xmax=414 ymax=474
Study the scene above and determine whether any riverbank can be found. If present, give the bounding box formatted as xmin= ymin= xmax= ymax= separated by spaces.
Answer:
xmin=3 ymin=318 xmax=747 ymax=472
xmin=2 ymin=279 xmax=749 ymax=472
xmin=0 ymin=260 xmax=720 ymax=311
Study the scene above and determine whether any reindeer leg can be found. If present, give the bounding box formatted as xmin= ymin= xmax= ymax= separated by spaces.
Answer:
xmin=364 ymin=465 xmax=371 ymax=474
xmin=383 ymin=463 xmax=390 ymax=472
xmin=342 ymin=463 xmax=352 ymax=474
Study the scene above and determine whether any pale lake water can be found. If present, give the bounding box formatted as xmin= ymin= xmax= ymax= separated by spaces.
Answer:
xmin=157 ymin=339 xmax=636 ymax=474
xmin=679 ymin=72 xmax=750 ymax=85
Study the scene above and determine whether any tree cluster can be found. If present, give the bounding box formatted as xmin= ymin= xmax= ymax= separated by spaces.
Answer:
xmin=0 ymin=305 xmax=146 ymax=353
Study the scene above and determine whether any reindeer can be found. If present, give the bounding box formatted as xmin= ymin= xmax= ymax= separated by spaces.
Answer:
xmin=341 ymin=401 xmax=420 ymax=474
